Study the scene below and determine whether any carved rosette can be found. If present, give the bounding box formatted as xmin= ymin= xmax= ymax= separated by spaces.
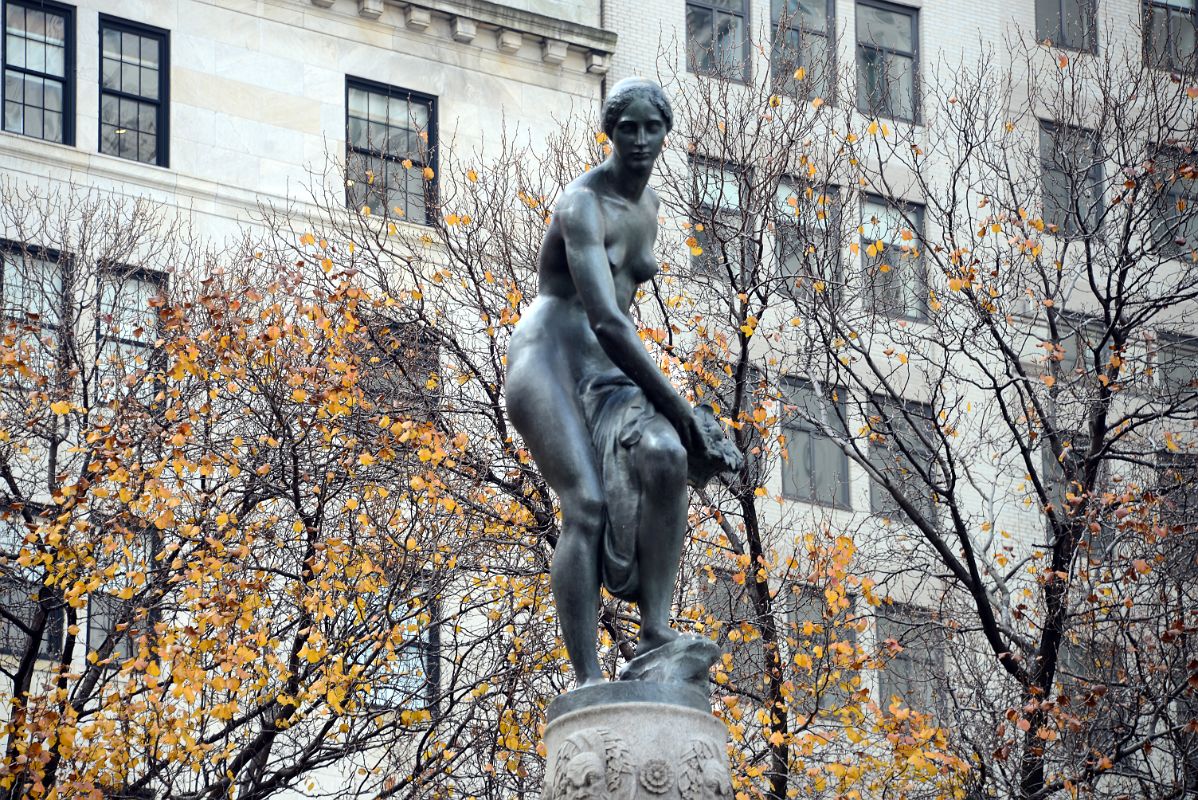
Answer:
xmin=637 ymin=759 xmax=675 ymax=794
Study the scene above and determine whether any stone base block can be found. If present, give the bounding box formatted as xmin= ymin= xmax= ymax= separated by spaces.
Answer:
xmin=543 ymin=691 xmax=731 ymax=800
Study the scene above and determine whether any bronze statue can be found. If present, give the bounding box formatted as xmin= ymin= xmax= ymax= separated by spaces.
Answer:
xmin=505 ymin=78 xmax=741 ymax=688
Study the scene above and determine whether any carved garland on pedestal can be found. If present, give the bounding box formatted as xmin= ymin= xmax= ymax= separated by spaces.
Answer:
xmin=678 ymin=739 xmax=732 ymax=800
xmin=551 ymin=729 xmax=634 ymax=800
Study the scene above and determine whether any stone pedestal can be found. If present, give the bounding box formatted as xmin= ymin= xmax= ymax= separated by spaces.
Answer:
xmin=543 ymin=683 xmax=731 ymax=800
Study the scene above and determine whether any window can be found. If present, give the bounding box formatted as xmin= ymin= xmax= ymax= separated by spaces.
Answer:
xmin=1036 ymin=0 xmax=1097 ymax=52
xmin=876 ymin=607 xmax=945 ymax=716
xmin=686 ymin=0 xmax=749 ymax=80
xmin=1156 ymin=448 xmax=1197 ymax=527
xmin=789 ymin=584 xmax=858 ymax=716
xmin=355 ymin=581 xmax=440 ymax=711
xmin=0 ymin=506 xmax=62 ymax=659
xmin=86 ymin=591 xmax=136 ymax=663
xmin=0 ymin=244 xmax=65 ymax=385
xmin=771 ymin=0 xmax=833 ymax=99
xmin=2 ymin=0 xmax=73 ymax=144
xmin=346 ymin=78 xmax=436 ymax=224
xmin=359 ymin=316 xmax=440 ymax=416
xmin=1144 ymin=0 xmax=1197 ymax=74
xmin=698 ymin=570 xmax=763 ymax=691
xmin=95 ymin=268 xmax=164 ymax=402
xmin=691 ymin=162 xmax=746 ymax=279
xmin=1151 ymin=146 xmax=1197 ymax=256
xmin=1156 ymin=334 xmax=1198 ymax=395
xmin=868 ymin=397 xmax=936 ymax=523
xmin=1040 ymin=122 xmax=1104 ymax=239
xmin=776 ymin=182 xmax=842 ymax=302
xmin=861 ymin=197 xmax=926 ymax=320
xmin=98 ymin=17 xmax=168 ymax=166
xmin=781 ymin=380 xmax=851 ymax=508
xmin=856 ymin=0 xmax=918 ymax=122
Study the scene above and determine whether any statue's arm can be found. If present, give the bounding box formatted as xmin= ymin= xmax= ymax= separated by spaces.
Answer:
xmin=558 ymin=190 xmax=696 ymax=439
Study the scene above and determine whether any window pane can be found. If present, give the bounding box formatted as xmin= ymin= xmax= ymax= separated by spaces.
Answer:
xmin=887 ymin=53 xmax=915 ymax=120
xmin=713 ymin=11 xmax=745 ymax=75
xmin=857 ymin=4 xmax=913 ymax=51
xmin=773 ymin=0 xmax=828 ymax=31
xmin=1061 ymin=0 xmax=1093 ymax=50
xmin=686 ymin=5 xmax=715 ymax=73
xmin=4 ymin=33 xmax=24 ymax=69
xmin=102 ymin=27 xmax=120 ymax=58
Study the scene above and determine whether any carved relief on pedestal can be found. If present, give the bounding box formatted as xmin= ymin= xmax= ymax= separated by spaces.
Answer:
xmin=677 ymin=740 xmax=732 ymax=800
xmin=550 ymin=729 xmax=634 ymax=800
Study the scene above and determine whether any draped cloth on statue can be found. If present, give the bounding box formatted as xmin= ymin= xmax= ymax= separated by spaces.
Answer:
xmin=577 ymin=369 xmax=656 ymax=602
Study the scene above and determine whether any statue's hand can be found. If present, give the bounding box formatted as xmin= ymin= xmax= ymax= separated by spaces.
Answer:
xmin=685 ymin=404 xmax=743 ymax=488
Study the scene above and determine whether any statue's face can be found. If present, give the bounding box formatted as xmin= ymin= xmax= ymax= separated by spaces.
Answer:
xmin=611 ymin=97 xmax=667 ymax=171
xmin=563 ymin=753 xmax=605 ymax=800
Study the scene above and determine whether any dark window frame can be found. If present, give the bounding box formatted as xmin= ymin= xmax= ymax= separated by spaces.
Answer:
xmin=1 ymin=0 xmax=75 ymax=145
xmin=355 ymin=578 xmax=442 ymax=714
xmin=0 ymin=239 xmax=70 ymax=391
xmin=860 ymin=193 xmax=927 ymax=321
xmin=344 ymin=75 xmax=438 ymax=226
xmin=855 ymin=0 xmax=920 ymax=123
xmin=97 ymin=15 xmax=169 ymax=167
xmin=1143 ymin=0 xmax=1198 ymax=74
xmin=780 ymin=377 xmax=852 ymax=509
xmin=770 ymin=0 xmax=836 ymax=100
xmin=1035 ymin=0 xmax=1098 ymax=53
xmin=685 ymin=0 xmax=752 ymax=83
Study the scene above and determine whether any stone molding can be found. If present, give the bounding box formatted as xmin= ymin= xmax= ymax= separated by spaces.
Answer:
xmin=310 ymin=0 xmax=616 ymax=70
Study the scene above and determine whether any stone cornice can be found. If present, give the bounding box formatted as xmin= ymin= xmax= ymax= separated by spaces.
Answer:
xmin=311 ymin=0 xmax=616 ymax=72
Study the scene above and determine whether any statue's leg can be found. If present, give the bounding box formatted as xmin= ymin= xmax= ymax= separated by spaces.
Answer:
xmin=506 ymin=368 xmax=607 ymax=686
xmin=630 ymin=416 xmax=688 ymax=656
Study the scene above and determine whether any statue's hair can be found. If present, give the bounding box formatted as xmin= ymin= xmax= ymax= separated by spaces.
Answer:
xmin=601 ymin=78 xmax=673 ymax=136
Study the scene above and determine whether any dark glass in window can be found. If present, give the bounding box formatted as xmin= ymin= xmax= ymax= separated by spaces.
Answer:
xmin=1151 ymin=146 xmax=1198 ymax=256
xmin=1036 ymin=0 xmax=1097 ymax=52
xmin=2 ymin=0 xmax=73 ymax=143
xmin=781 ymin=380 xmax=851 ymax=508
xmin=777 ymin=183 xmax=843 ymax=304
xmin=346 ymin=79 xmax=436 ymax=224
xmin=1040 ymin=122 xmax=1104 ymax=238
xmin=686 ymin=0 xmax=749 ymax=80
xmin=876 ymin=607 xmax=946 ymax=716
xmin=855 ymin=1 xmax=918 ymax=122
xmin=861 ymin=197 xmax=926 ymax=320
xmin=771 ymin=0 xmax=833 ymax=99
xmin=868 ymin=397 xmax=936 ymax=522
xmin=1144 ymin=0 xmax=1197 ymax=73
xmin=98 ymin=17 xmax=168 ymax=166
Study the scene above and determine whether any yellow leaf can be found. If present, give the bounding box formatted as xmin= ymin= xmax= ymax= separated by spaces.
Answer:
xmin=423 ymin=166 xmax=435 ymax=181
xmin=811 ymin=97 xmax=824 ymax=109
xmin=50 ymin=400 xmax=72 ymax=415
xmin=466 ymin=168 xmax=478 ymax=182
xmin=292 ymin=389 xmax=309 ymax=402
xmin=300 ymin=233 xmax=316 ymax=246
xmin=793 ymin=66 xmax=806 ymax=81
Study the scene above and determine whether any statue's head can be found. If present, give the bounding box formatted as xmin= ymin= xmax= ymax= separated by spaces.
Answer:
xmin=562 ymin=752 xmax=605 ymax=800
xmin=601 ymin=78 xmax=673 ymax=138
xmin=601 ymin=78 xmax=672 ymax=171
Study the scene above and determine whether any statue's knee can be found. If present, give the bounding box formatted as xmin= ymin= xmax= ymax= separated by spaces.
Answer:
xmin=565 ymin=490 xmax=607 ymax=535
xmin=639 ymin=434 xmax=687 ymax=484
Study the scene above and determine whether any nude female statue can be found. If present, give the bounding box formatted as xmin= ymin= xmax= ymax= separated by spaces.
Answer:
xmin=505 ymin=78 xmax=740 ymax=687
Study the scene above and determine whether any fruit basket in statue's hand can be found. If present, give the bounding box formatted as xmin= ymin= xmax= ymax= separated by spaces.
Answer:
xmin=686 ymin=404 xmax=743 ymax=488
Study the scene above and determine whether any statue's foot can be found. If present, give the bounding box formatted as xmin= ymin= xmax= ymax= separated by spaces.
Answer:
xmin=619 ymin=635 xmax=721 ymax=686
xmin=633 ymin=626 xmax=682 ymax=659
